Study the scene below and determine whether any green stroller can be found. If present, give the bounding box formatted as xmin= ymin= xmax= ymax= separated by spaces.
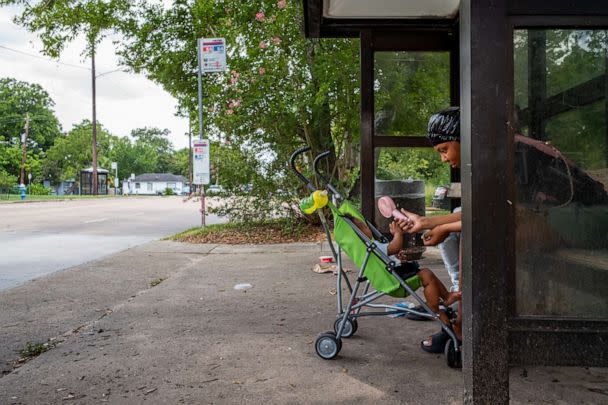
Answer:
xmin=290 ymin=146 xmax=461 ymax=368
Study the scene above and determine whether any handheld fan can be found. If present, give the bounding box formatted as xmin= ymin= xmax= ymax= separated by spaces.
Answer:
xmin=377 ymin=196 xmax=408 ymax=221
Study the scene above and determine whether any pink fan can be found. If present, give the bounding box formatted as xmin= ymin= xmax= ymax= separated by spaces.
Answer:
xmin=377 ymin=196 xmax=408 ymax=221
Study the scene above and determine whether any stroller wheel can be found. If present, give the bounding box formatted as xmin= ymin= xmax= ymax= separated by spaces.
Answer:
xmin=334 ymin=317 xmax=358 ymax=338
xmin=444 ymin=339 xmax=462 ymax=369
xmin=315 ymin=331 xmax=342 ymax=360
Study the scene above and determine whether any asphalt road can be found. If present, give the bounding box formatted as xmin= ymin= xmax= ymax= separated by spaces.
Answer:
xmin=0 ymin=196 xmax=221 ymax=290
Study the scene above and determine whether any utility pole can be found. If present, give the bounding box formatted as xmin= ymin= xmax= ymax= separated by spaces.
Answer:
xmin=19 ymin=113 xmax=30 ymax=185
xmin=91 ymin=42 xmax=98 ymax=195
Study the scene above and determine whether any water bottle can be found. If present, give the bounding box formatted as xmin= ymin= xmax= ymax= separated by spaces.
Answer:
xmin=299 ymin=190 xmax=329 ymax=214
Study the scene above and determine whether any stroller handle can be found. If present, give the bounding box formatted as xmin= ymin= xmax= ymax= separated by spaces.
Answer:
xmin=313 ymin=151 xmax=342 ymax=200
xmin=290 ymin=146 xmax=316 ymax=192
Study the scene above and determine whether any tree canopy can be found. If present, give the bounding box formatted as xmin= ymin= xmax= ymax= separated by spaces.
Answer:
xmin=118 ymin=1 xmax=361 ymax=186
xmin=0 ymin=0 xmax=131 ymax=56
xmin=0 ymin=77 xmax=62 ymax=187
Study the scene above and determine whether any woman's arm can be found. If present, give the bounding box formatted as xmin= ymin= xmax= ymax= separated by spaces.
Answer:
xmin=396 ymin=209 xmax=461 ymax=233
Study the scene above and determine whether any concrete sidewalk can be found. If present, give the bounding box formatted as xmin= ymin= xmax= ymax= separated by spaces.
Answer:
xmin=0 ymin=241 xmax=606 ymax=404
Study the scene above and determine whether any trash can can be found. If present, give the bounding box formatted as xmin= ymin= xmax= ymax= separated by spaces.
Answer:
xmin=374 ymin=179 xmax=426 ymax=259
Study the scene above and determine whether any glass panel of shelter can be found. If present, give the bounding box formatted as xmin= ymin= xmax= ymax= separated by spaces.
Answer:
xmin=374 ymin=51 xmax=450 ymax=136
xmin=372 ymin=50 xmax=453 ymax=259
xmin=513 ymin=29 xmax=608 ymax=319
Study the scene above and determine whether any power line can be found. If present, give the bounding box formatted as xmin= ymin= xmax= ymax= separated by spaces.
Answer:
xmin=0 ymin=43 xmax=91 ymax=71
xmin=0 ymin=116 xmax=57 ymax=123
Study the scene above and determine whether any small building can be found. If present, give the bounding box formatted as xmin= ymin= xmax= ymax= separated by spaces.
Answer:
xmin=124 ymin=173 xmax=187 ymax=195
xmin=43 ymin=179 xmax=77 ymax=196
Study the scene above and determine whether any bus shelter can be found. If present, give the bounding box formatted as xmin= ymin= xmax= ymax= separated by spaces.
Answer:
xmin=303 ymin=1 xmax=608 ymax=403
xmin=79 ymin=167 xmax=109 ymax=195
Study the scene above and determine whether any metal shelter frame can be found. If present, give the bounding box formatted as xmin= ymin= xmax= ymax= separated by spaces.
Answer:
xmin=302 ymin=1 xmax=608 ymax=403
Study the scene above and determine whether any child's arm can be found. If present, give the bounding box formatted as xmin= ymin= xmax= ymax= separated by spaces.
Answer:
xmin=387 ymin=222 xmax=403 ymax=255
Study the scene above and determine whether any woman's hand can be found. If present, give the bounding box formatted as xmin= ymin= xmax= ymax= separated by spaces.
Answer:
xmin=396 ymin=209 xmax=425 ymax=234
xmin=421 ymin=225 xmax=450 ymax=246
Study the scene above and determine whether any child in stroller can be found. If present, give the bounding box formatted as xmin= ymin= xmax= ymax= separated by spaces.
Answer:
xmin=290 ymin=146 xmax=463 ymax=368
xmin=347 ymin=214 xmax=461 ymax=334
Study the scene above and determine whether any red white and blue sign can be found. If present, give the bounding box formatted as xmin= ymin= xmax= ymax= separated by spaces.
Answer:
xmin=199 ymin=38 xmax=227 ymax=73
xmin=193 ymin=139 xmax=210 ymax=185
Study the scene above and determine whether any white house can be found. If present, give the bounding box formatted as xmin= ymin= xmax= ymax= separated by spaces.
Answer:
xmin=123 ymin=173 xmax=188 ymax=195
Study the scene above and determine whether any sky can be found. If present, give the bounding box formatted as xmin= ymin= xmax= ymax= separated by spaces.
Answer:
xmin=0 ymin=5 xmax=190 ymax=150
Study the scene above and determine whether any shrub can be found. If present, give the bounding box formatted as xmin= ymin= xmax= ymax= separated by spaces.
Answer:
xmin=164 ymin=187 xmax=175 ymax=195
xmin=29 ymin=183 xmax=52 ymax=195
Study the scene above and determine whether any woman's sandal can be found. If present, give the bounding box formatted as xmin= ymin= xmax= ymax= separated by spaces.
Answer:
xmin=421 ymin=330 xmax=450 ymax=353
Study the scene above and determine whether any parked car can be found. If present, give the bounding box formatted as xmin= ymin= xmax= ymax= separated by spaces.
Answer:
xmin=239 ymin=183 xmax=253 ymax=193
xmin=206 ymin=185 xmax=224 ymax=194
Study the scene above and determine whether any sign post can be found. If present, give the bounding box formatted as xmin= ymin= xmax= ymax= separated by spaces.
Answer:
xmin=192 ymin=139 xmax=210 ymax=226
xmin=197 ymin=37 xmax=226 ymax=142
xmin=111 ymin=162 xmax=118 ymax=191
xmin=196 ymin=37 xmax=226 ymax=227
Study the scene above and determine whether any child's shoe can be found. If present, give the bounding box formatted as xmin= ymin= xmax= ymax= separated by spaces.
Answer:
xmin=385 ymin=301 xmax=415 ymax=318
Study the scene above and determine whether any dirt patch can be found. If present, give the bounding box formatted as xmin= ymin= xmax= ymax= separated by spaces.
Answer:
xmin=173 ymin=221 xmax=327 ymax=245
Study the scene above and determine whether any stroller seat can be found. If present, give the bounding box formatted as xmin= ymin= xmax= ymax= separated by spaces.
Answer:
xmin=331 ymin=200 xmax=422 ymax=297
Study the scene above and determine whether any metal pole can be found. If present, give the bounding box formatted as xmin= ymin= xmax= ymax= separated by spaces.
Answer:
xmin=200 ymin=186 xmax=206 ymax=227
xmin=19 ymin=113 xmax=30 ymax=185
xmin=188 ymin=116 xmax=193 ymax=189
xmin=197 ymin=38 xmax=204 ymax=141
xmin=197 ymin=39 xmax=206 ymax=227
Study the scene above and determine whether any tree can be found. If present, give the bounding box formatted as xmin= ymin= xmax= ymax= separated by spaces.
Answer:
xmin=130 ymin=127 xmax=173 ymax=173
xmin=115 ymin=0 xmax=362 ymax=221
xmin=0 ymin=78 xmax=62 ymax=181
xmin=108 ymin=135 xmax=159 ymax=181
xmin=167 ymin=147 xmax=190 ymax=179
xmin=1 ymin=0 xmax=132 ymax=193
xmin=44 ymin=120 xmax=113 ymax=182
xmin=0 ymin=78 xmax=62 ymax=152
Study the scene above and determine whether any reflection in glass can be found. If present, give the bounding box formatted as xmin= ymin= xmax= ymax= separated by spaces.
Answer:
xmin=374 ymin=52 xmax=450 ymax=136
xmin=514 ymin=29 xmax=608 ymax=318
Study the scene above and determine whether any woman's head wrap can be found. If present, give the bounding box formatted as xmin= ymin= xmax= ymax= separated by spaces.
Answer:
xmin=427 ymin=106 xmax=460 ymax=146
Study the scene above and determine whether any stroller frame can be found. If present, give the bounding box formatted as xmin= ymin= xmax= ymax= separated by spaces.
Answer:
xmin=290 ymin=146 xmax=461 ymax=367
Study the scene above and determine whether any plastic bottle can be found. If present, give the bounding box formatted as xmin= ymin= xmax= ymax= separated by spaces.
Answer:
xmin=299 ymin=190 xmax=329 ymax=214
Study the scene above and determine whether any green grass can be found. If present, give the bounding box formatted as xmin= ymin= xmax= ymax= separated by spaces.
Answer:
xmin=426 ymin=209 xmax=451 ymax=217
xmin=149 ymin=278 xmax=166 ymax=287
xmin=0 ymin=194 xmax=136 ymax=202
xmin=167 ymin=218 xmax=323 ymax=245
xmin=20 ymin=342 xmax=49 ymax=358
xmin=166 ymin=222 xmax=245 ymax=241
xmin=168 ymin=220 xmax=288 ymax=240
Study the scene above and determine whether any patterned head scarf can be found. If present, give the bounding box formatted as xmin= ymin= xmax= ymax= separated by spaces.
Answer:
xmin=427 ymin=106 xmax=460 ymax=146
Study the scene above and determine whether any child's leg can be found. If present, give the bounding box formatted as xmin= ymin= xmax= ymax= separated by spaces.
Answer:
xmin=417 ymin=268 xmax=451 ymax=325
